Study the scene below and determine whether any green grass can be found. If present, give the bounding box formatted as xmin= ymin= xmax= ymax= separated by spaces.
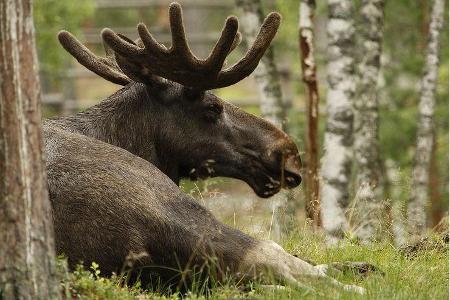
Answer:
xmin=59 ymin=228 xmax=448 ymax=300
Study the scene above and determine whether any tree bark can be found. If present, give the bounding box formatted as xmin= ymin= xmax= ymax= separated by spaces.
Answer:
xmin=320 ymin=0 xmax=356 ymax=241
xmin=298 ymin=0 xmax=321 ymax=227
xmin=429 ymin=137 xmax=443 ymax=227
xmin=235 ymin=0 xmax=287 ymax=241
xmin=0 ymin=0 xmax=60 ymax=299
xmin=408 ymin=0 xmax=444 ymax=239
xmin=353 ymin=0 xmax=385 ymax=242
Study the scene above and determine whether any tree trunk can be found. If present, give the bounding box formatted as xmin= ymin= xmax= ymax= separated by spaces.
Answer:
xmin=429 ymin=137 xmax=443 ymax=227
xmin=320 ymin=0 xmax=356 ymax=241
xmin=235 ymin=0 xmax=287 ymax=241
xmin=0 ymin=1 xmax=60 ymax=299
xmin=408 ymin=0 xmax=444 ymax=239
xmin=353 ymin=0 xmax=385 ymax=242
xmin=298 ymin=0 xmax=321 ymax=227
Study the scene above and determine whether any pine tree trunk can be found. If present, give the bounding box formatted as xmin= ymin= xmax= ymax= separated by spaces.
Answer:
xmin=353 ymin=0 xmax=385 ymax=242
xmin=0 ymin=1 xmax=60 ymax=299
xmin=299 ymin=0 xmax=321 ymax=227
xmin=408 ymin=0 xmax=444 ymax=239
xmin=236 ymin=0 xmax=287 ymax=241
xmin=320 ymin=0 xmax=356 ymax=241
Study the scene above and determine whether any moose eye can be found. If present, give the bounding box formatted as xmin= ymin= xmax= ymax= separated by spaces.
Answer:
xmin=208 ymin=103 xmax=223 ymax=114
xmin=204 ymin=103 xmax=223 ymax=121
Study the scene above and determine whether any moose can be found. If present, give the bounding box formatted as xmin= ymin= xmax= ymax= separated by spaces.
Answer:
xmin=44 ymin=2 xmax=365 ymax=293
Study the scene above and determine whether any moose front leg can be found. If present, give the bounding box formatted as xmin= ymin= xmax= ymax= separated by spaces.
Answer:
xmin=238 ymin=240 xmax=365 ymax=294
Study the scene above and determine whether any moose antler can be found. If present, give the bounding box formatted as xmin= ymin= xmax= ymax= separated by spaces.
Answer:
xmin=58 ymin=31 xmax=131 ymax=86
xmin=101 ymin=2 xmax=281 ymax=90
xmin=57 ymin=2 xmax=280 ymax=90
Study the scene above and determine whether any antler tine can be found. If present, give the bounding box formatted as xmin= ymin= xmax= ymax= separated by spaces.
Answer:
xmin=58 ymin=30 xmax=131 ymax=86
xmin=168 ymin=2 xmax=196 ymax=61
xmin=204 ymin=16 xmax=239 ymax=72
xmin=102 ymin=28 xmax=145 ymax=59
xmin=102 ymin=37 xmax=115 ymax=59
xmin=215 ymin=12 xmax=281 ymax=88
xmin=230 ymin=31 xmax=242 ymax=53
xmin=137 ymin=23 xmax=168 ymax=53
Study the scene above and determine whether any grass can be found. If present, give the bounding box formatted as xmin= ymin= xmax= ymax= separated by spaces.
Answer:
xmin=58 ymin=227 xmax=448 ymax=300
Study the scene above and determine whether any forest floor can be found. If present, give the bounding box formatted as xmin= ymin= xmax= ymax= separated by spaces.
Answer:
xmin=59 ymin=228 xmax=448 ymax=300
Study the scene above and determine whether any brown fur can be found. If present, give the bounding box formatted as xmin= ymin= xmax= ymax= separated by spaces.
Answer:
xmin=45 ymin=125 xmax=256 ymax=286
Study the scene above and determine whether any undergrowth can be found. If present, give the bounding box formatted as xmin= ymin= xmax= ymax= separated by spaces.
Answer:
xmin=58 ymin=229 xmax=449 ymax=300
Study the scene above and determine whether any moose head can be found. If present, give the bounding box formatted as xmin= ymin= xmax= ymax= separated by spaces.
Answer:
xmin=54 ymin=2 xmax=302 ymax=198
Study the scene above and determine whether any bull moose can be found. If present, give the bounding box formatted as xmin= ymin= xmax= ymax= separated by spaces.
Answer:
xmin=44 ymin=2 xmax=364 ymax=293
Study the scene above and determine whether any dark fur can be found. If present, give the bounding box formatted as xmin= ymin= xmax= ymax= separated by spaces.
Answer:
xmin=43 ymin=81 xmax=302 ymax=287
xmin=45 ymin=125 xmax=256 ymax=286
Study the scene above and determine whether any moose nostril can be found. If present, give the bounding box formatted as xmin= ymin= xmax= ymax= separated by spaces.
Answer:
xmin=284 ymin=153 xmax=302 ymax=174
xmin=285 ymin=172 xmax=302 ymax=188
xmin=283 ymin=152 xmax=302 ymax=188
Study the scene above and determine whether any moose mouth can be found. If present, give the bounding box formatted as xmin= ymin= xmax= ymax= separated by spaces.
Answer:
xmin=251 ymin=168 xmax=302 ymax=198
xmin=187 ymin=157 xmax=302 ymax=198
xmin=240 ymin=151 xmax=302 ymax=198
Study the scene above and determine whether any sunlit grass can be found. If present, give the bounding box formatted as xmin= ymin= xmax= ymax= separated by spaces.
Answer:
xmin=59 ymin=226 xmax=448 ymax=300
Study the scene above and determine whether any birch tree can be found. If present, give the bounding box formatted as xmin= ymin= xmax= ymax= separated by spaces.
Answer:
xmin=408 ymin=0 xmax=444 ymax=238
xmin=0 ymin=0 xmax=60 ymax=299
xmin=235 ymin=0 xmax=287 ymax=241
xmin=353 ymin=0 xmax=385 ymax=242
xmin=299 ymin=0 xmax=321 ymax=227
xmin=320 ymin=0 xmax=356 ymax=240
xmin=429 ymin=139 xmax=443 ymax=227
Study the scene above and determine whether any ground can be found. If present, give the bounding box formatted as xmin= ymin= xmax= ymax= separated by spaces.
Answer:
xmin=59 ymin=227 xmax=448 ymax=300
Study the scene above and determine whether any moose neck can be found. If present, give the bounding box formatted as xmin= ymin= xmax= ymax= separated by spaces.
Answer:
xmin=50 ymin=83 xmax=182 ymax=184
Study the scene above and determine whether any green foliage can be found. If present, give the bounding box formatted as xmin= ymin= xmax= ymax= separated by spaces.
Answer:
xmin=380 ymin=0 xmax=449 ymax=212
xmin=57 ymin=259 xmax=143 ymax=299
xmin=92 ymin=8 xmax=158 ymax=28
xmin=34 ymin=0 xmax=94 ymax=89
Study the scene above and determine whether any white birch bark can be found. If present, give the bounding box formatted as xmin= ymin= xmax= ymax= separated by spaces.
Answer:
xmin=408 ymin=0 xmax=444 ymax=238
xmin=353 ymin=0 xmax=385 ymax=242
xmin=235 ymin=0 xmax=287 ymax=241
xmin=320 ymin=0 xmax=356 ymax=241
